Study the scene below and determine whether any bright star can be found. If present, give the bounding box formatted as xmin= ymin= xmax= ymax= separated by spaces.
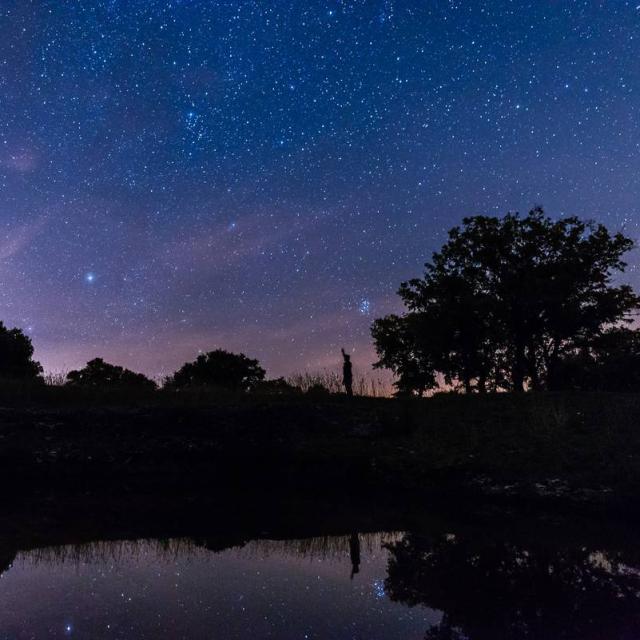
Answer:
xmin=85 ymin=272 xmax=95 ymax=283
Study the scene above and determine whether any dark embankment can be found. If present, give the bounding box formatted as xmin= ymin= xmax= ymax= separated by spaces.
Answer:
xmin=1 ymin=389 xmax=640 ymax=515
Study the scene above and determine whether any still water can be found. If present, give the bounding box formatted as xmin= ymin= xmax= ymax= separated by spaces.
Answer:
xmin=0 ymin=534 xmax=435 ymax=639
xmin=1 ymin=525 xmax=640 ymax=639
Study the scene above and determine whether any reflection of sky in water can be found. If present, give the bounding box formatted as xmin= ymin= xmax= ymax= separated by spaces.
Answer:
xmin=0 ymin=535 xmax=438 ymax=639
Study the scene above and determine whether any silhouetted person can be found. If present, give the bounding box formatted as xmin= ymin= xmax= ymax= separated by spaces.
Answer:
xmin=349 ymin=532 xmax=360 ymax=579
xmin=341 ymin=348 xmax=353 ymax=397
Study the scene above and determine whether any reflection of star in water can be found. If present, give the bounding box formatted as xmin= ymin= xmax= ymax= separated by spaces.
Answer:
xmin=373 ymin=579 xmax=385 ymax=598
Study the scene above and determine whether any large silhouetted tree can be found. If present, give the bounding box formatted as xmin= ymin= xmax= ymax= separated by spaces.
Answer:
xmin=0 ymin=321 xmax=42 ymax=380
xmin=373 ymin=208 xmax=638 ymax=393
xmin=66 ymin=358 xmax=156 ymax=391
xmin=166 ymin=349 xmax=266 ymax=391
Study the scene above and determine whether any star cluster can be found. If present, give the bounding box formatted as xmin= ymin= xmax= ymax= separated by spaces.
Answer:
xmin=1 ymin=1 xmax=639 ymax=377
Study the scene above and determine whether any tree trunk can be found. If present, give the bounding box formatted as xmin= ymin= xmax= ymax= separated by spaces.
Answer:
xmin=510 ymin=304 xmax=527 ymax=393
xmin=512 ymin=340 xmax=526 ymax=392
xmin=546 ymin=342 xmax=560 ymax=391
xmin=527 ymin=343 xmax=540 ymax=390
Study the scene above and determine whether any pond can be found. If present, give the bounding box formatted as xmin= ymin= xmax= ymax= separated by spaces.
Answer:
xmin=0 ymin=533 xmax=436 ymax=639
xmin=2 ymin=515 xmax=640 ymax=639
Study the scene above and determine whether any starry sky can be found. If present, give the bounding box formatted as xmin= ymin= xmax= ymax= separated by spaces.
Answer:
xmin=1 ymin=1 xmax=639 ymax=379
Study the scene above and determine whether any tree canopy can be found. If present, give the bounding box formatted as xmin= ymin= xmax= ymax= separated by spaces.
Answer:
xmin=166 ymin=349 xmax=266 ymax=391
xmin=372 ymin=208 xmax=639 ymax=394
xmin=66 ymin=358 xmax=156 ymax=391
xmin=0 ymin=321 xmax=42 ymax=380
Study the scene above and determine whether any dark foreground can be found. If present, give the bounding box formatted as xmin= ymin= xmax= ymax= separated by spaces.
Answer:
xmin=3 ymin=392 xmax=640 ymax=637
xmin=1 ymin=391 xmax=640 ymax=514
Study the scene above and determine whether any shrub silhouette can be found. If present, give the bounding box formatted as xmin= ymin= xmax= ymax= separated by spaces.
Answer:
xmin=66 ymin=358 xmax=156 ymax=391
xmin=0 ymin=321 xmax=42 ymax=380
xmin=166 ymin=349 xmax=266 ymax=391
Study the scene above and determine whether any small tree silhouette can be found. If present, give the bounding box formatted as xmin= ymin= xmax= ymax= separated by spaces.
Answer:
xmin=66 ymin=358 xmax=156 ymax=391
xmin=0 ymin=321 xmax=42 ymax=380
xmin=166 ymin=349 xmax=266 ymax=391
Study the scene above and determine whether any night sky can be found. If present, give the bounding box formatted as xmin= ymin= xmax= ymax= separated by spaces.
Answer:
xmin=1 ymin=1 xmax=639 ymax=379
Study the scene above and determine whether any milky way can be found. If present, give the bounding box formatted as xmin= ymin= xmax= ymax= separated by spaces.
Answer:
xmin=1 ymin=1 xmax=639 ymax=378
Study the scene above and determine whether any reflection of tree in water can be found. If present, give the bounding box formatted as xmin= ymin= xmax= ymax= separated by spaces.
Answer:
xmin=385 ymin=533 xmax=640 ymax=640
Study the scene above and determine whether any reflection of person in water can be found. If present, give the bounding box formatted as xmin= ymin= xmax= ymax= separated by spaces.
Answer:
xmin=341 ymin=348 xmax=353 ymax=397
xmin=349 ymin=533 xmax=360 ymax=579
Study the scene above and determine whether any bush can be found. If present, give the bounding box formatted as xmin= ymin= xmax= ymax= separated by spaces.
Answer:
xmin=166 ymin=349 xmax=266 ymax=392
xmin=66 ymin=358 xmax=156 ymax=391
